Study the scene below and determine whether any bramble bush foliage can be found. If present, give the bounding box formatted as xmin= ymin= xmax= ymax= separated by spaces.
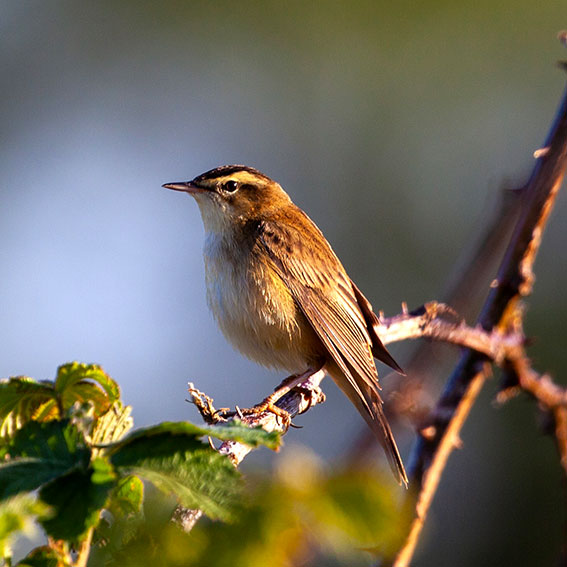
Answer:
xmin=0 ymin=363 xmax=401 ymax=567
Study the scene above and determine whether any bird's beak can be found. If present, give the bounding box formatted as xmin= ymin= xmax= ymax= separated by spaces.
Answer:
xmin=162 ymin=181 xmax=206 ymax=194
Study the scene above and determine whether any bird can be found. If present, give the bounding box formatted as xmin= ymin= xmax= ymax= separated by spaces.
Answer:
xmin=163 ymin=165 xmax=407 ymax=485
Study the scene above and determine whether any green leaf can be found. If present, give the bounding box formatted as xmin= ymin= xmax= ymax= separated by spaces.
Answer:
xmin=90 ymin=401 xmax=133 ymax=446
xmin=0 ymin=378 xmax=58 ymax=439
xmin=110 ymin=429 xmax=241 ymax=521
xmin=39 ymin=459 xmax=116 ymax=541
xmin=201 ymin=420 xmax=281 ymax=450
xmin=0 ymin=421 xmax=90 ymax=501
xmin=112 ymin=420 xmax=280 ymax=451
xmin=0 ymin=459 xmax=77 ymax=502
xmin=9 ymin=420 xmax=88 ymax=462
xmin=108 ymin=475 xmax=144 ymax=518
xmin=55 ymin=363 xmax=120 ymax=416
xmin=0 ymin=364 xmax=121 ymax=443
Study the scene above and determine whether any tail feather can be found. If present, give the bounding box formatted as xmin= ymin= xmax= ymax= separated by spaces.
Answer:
xmin=329 ymin=364 xmax=408 ymax=486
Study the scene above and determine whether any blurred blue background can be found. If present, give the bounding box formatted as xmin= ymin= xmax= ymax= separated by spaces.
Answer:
xmin=1 ymin=2 xmax=566 ymax=564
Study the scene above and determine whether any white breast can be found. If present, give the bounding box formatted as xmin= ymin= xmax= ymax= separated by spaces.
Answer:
xmin=202 ymin=231 xmax=307 ymax=372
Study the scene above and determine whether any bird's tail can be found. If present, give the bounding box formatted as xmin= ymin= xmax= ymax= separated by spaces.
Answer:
xmin=330 ymin=366 xmax=408 ymax=486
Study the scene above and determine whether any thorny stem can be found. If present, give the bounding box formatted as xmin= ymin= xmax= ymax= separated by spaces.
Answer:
xmin=389 ymin=81 xmax=567 ymax=566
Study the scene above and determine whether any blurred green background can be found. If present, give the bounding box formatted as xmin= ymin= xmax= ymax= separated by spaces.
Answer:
xmin=1 ymin=1 xmax=566 ymax=565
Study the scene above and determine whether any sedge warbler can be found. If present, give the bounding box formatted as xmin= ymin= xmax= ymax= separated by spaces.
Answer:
xmin=164 ymin=165 xmax=407 ymax=485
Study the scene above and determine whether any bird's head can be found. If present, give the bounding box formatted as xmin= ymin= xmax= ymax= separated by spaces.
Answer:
xmin=163 ymin=165 xmax=291 ymax=234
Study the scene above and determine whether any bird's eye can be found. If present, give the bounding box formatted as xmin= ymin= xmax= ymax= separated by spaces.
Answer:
xmin=223 ymin=180 xmax=239 ymax=193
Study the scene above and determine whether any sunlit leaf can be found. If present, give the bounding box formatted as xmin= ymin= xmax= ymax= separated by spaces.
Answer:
xmin=90 ymin=402 xmax=133 ymax=447
xmin=55 ymin=363 xmax=120 ymax=416
xmin=108 ymin=475 xmax=144 ymax=518
xmin=0 ymin=378 xmax=58 ymax=438
xmin=0 ymin=364 xmax=122 ymax=444
xmin=201 ymin=420 xmax=281 ymax=450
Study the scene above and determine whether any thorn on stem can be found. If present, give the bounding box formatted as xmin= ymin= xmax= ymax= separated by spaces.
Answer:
xmin=420 ymin=425 xmax=437 ymax=440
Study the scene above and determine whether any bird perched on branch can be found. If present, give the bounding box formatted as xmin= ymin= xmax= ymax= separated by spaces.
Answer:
xmin=164 ymin=165 xmax=407 ymax=485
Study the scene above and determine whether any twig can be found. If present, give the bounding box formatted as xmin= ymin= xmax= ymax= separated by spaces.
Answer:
xmin=74 ymin=527 xmax=93 ymax=567
xmin=185 ymin=304 xmax=527 ymax=468
xmin=214 ymin=372 xmax=327 ymax=466
xmin=501 ymin=353 xmax=567 ymax=475
xmin=377 ymin=302 xmax=521 ymax=363
xmin=173 ymin=375 xmax=326 ymax=531
xmin=394 ymin=364 xmax=489 ymax=567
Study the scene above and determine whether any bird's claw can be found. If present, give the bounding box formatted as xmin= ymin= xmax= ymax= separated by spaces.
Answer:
xmin=238 ymin=400 xmax=292 ymax=431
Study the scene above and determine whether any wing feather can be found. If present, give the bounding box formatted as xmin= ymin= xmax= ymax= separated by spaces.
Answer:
xmin=258 ymin=213 xmax=380 ymax=394
xmin=256 ymin=211 xmax=407 ymax=485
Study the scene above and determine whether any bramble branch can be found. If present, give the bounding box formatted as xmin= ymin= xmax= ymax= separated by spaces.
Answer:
xmin=389 ymin=74 xmax=567 ymax=566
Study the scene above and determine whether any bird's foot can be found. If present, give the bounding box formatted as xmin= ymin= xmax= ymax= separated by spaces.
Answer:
xmin=239 ymin=397 xmax=292 ymax=430
xmin=211 ymin=399 xmax=291 ymax=430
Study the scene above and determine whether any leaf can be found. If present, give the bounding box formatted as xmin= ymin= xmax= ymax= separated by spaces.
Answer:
xmin=108 ymin=475 xmax=144 ymax=518
xmin=0 ymin=421 xmax=90 ymax=501
xmin=201 ymin=420 xmax=281 ymax=450
xmin=9 ymin=420 xmax=89 ymax=462
xmin=0 ymin=378 xmax=58 ymax=438
xmin=0 ymin=364 xmax=121 ymax=442
xmin=111 ymin=420 xmax=280 ymax=451
xmin=39 ymin=458 xmax=116 ymax=541
xmin=0 ymin=460 xmax=76 ymax=502
xmin=110 ymin=429 xmax=241 ymax=521
xmin=90 ymin=402 xmax=133 ymax=446
xmin=55 ymin=363 xmax=120 ymax=416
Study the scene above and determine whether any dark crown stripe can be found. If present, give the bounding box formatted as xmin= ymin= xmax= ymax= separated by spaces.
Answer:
xmin=193 ymin=165 xmax=271 ymax=183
